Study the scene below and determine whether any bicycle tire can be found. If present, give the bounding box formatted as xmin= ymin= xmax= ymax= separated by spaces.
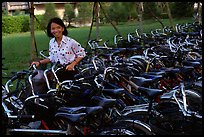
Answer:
xmin=185 ymin=89 xmax=202 ymax=116
xmin=97 ymin=119 xmax=154 ymax=135
xmin=155 ymin=98 xmax=202 ymax=135
xmin=122 ymin=100 xmax=197 ymax=135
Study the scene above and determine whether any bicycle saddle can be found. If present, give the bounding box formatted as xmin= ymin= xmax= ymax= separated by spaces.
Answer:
xmin=138 ymin=87 xmax=163 ymax=100
xmin=57 ymin=106 xmax=103 ymax=116
xmin=102 ymin=88 xmax=125 ymax=96
xmin=182 ymin=61 xmax=201 ymax=67
xmin=140 ymin=73 xmax=163 ymax=81
xmin=55 ymin=112 xmax=87 ymax=124
xmin=91 ymin=96 xmax=116 ymax=109
xmin=130 ymin=77 xmax=153 ymax=86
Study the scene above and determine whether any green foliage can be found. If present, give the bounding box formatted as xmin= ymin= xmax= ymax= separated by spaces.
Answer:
xmin=98 ymin=2 xmax=110 ymax=24
xmin=76 ymin=2 xmax=93 ymax=24
xmin=2 ymin=16 xmax=28 ymax=34
xmin=2 ymin=2 xmax=195 ymax=35
xmin=34 ymin=15 xmax=44 ymax=30
xmin=2 ymin=9 xmax=9 ymax=16
xmin=143 ymin=2 xmax=160 ymax=20
xmin=40 ymin=3 xmax=58 ymax=30
xmin=170 ymin=2 xmax=194 ymax=18
xmin=21 ymin=15 xmax=30 ymax=32
xmin=107 ymin=2 xmax=129 ymax=24
xmin=63 ymin=4 xmax=75 ymax=27
xmin=122 ymin=2 xmax=137 ymax=20
xmin=100 ymin=2 xmax=137 ymax=24
xmin=2 ymin=15 xmax=44 ymax=34
xmin=13 ymin=9 xmax=23 ymax=16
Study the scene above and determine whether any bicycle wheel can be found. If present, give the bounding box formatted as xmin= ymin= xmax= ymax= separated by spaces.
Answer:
xmin=122 ymin=101 xmax=189 ymax=135
xmin=155 ymin=98 xmax=202 ymax=135
xmin=97 ymin=119 xmax=154 ymax=135
xmin=185 ymin=89 xmax=202 ymax=116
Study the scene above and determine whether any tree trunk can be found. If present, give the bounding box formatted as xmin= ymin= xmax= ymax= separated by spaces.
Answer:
xmin=146 ymin=5 xmax=164 ymax=28
xmin=197 ymin=2 xmax=202 ymax=24
xmin=166 ymin=2 xmax=175 ymax=30
xmin=137 ymin=2 xmax=144 ymax=35
xmin=30 ymin=2 xmax=37 ymax=61
xmin=95 ymin=2 xmax=100 ymax=41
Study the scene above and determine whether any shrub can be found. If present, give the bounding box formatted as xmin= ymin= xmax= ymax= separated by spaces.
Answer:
xmin=2 ymin=15 xmax=44 ymax=34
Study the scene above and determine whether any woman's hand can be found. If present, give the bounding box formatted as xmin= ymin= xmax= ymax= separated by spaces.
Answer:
xmin=31 ymin=61 xmax=41 ymax=68
xmin=65 ymin=63 xmax=75 ymax=71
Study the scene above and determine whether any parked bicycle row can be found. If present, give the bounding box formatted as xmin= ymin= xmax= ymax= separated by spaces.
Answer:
xmin=2 ymin=22 xmax=202 ymax=135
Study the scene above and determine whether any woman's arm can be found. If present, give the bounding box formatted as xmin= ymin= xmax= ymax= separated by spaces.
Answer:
xmin=31 ymin=58 xmax=50 ymax=67
xmin=65 ymin=57 xmax=83 ymax=71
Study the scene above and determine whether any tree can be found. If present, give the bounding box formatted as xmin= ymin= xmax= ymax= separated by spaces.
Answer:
xmin=77 ymin=2 xmax=93 ymax=25
xmin=107 ymin=2 xmax=129 ymax=24
xmin=170 ymin=2 xmax=194 ymax=18
xmin=40 ymin=3 xmax=58 ymax=30
xmin=30 ymin=2 xmax=37 ymax=61
xmin=144 ymin=2 xmax=164 ymax=28
xmin=166 ymin=2 xmax=175 ymax=30
xmin=143 ymin=2 xmax=160 ymax=20
xmin=98 ymin=2 xmax=110 ymax=24
xmin=123 ymin=2 xmax=137 ymax=21
xmin=63 ymin=4 xmax=75 ymax=27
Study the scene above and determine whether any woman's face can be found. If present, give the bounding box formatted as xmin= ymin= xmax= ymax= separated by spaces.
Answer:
xmin=50 ymin=22 xmax=64 ymax=39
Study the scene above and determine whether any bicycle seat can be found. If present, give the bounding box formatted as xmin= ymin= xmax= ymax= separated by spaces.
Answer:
xmin=57 ymin=106 xmax=86 ymax=114
xmin=160 ymin=68 xmax=180 ymax=73
xmin=57 ymin=106 xmax=103 ymax=116
xmin=144 ymin=71 xmax=166 ymax=76
xmin=55 ymin=112 xmax=87 ymax=124
xmin=182 ymin=61 xmax=201 ymax=67
xmin=138 ymin=87 xmax=163 ymax=100
xmin=140 ymin=73 xmax=163 ymax=81
xmin=85 ymin=106 xmax=103 ymax=116
xmin=91 ymin=96 xmax=116 ymax=109
xmin=102 ymin=88 xmax=125 ymax=96
xmin=130 ymin=77 xmax=153 ymax=86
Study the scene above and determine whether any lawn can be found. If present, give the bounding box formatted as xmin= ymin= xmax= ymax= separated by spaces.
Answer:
xmin=2 ymin=17 xmax=193 ymax=75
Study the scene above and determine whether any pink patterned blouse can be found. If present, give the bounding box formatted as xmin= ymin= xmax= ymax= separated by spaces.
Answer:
xmin=48 ymin=35 xmax=86 ymax=65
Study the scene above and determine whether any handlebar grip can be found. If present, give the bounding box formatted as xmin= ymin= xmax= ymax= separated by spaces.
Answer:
xmin=29 ymin=64 xmax=37 ymax=70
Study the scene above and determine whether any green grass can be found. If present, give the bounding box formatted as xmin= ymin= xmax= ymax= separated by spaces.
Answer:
xmin=2 ymin=17 xmax=193 ymax=76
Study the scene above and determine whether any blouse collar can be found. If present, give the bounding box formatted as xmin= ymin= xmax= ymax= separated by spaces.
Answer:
xmin=53 ymin=35 xmax=67 ymax=44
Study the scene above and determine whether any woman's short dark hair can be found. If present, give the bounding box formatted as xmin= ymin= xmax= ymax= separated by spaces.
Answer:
xmin=47 ymin=17 xmax=68 ymax=37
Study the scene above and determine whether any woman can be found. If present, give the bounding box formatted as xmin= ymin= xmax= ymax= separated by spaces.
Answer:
xmin=31 ymin=17 xmax=86 ymax=81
